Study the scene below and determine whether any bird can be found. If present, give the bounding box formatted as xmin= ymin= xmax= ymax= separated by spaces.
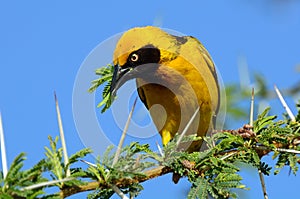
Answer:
xmin=110 ymin=26 xmax=220 ymax=152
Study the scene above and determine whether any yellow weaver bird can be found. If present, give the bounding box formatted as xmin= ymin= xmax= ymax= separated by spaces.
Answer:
xmin=110 ymin=26 xmax=220 ymax=152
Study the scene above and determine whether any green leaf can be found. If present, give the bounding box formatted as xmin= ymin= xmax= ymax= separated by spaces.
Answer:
xmin=188 ymin=177 xmax=209 ymax=199
xmin=89 ymin=64 xmax=116 ymax=113
xmin=288 ymin=154 xmax=298 ymax=175
xmin=4 ymin=153 xmax=26 ymax=187
xmin=68 ymin=148 xmax=93 ymax=166
xmin=0 ymin=193 xmax=14 ymax=199
xmin=44 ymin=136 xmax=64 ymax=182
xmin=253 ymin=107 xmax=277 ymax=133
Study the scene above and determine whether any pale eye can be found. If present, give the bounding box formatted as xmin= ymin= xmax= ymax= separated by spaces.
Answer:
xmin=130 ymin=53 xmax=139 ymax=62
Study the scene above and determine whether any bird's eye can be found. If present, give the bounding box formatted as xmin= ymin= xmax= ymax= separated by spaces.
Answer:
xmin=130 ymin=53 xmax=139 ymax=62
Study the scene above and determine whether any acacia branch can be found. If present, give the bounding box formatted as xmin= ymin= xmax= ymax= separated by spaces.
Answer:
xmin=7 ymin=124 xmax=300 ymax=199
xmin=59 ymin=128 xmax=300 ymax=198
xmin=60 ymin=166 xmax=172 ymax=198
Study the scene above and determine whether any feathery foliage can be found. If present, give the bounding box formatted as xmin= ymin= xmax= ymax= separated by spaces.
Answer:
xmin=88 ymin=64 xmax=115 ymax=113
xmin=0 ymin=136 xmax=93 ymax=198
xmin=0 ymin=153 xmax=47 ymax=198
xmin=0 ymin=103 xmax=300 ymax=198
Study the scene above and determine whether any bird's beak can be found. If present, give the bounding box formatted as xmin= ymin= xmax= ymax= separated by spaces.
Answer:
xmin=110 ymin=65 xmax=136 ymax=97
xmin=110 ymin=63 xmax=159 ymax=97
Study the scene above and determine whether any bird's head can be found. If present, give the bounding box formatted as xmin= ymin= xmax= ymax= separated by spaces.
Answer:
xmin=110 ymin=26 xmax=178 ymax=96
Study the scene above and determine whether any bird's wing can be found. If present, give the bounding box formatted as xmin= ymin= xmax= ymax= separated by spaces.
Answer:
xmin=186 ymin=36 xmax=220 ymax=114
xmin=137 ymin=86 xmax=149 ymax=109
xmin=187 ymin=36 xmax=218 ymax=85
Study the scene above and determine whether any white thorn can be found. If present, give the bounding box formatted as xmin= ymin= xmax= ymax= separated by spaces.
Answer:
xmin=274 ymin=85 xmax=296 ymax=122
xmin=258 ymin=169 xmax=268 ymax=199
xmin=112 ymin=98 xmax=137 ymax=167
xmin=112 ymin=184 xmax=129 ymax=199
xmin=176 ymin=107 xmax=200 ymax=147
xmin=54 ymin=92 xmax=70 ymax=177
xmin=21 ymin=177 xmax=74 ymax=191
xmin=250 ymin=88 xmax=254 ymax=126
xmin=80 ymin=159 xmax=97 ymax=167
xmin=156 ymin=142 xmax=164 ymax=157
xmin=276 ymin=148 xmax=300 ymax=154
xmin=0 ymin=112 xmax=8 ymax=179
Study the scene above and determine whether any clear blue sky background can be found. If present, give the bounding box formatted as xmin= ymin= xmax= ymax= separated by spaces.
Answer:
xmin=1 ymin=1 xmax=300 ymax=199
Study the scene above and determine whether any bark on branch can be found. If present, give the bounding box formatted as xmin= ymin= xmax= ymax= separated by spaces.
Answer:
xmin=60 ymin=166 xmax=173 ymax=198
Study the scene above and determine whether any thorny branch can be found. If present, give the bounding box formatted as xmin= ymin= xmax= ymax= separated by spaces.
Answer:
xmin=60 ymin=166 xmax=172 ymax=198
xmin=57 ymin=124 xmax=300 ymax=198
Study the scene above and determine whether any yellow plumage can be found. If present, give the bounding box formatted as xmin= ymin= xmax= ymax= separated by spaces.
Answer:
xmin=111 ymin=26 xmax=219 ymax=152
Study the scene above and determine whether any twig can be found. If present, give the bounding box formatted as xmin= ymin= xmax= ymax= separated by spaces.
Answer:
xmin=0 ymin=112 xmax=8 ymax=178
xmin=54 ymin=92 xmax=70 ymax=177
xmin=110 ymin=97 xmax=137 ymax=199
xmin=111 ymin=185 xmax=129 ymax=199
xmin=249 ymin=88 xmax=269 ymax=199
xmin=275 ymin=148 xmax=300 ymax=154
xmin=130 ymin=193 xmax=135 ymax=199
xmin=56 ymin=124 xmax=300 ymax=198
xmin=250 ymin=88 xmax=254 ymax=126
xmin=274 ymin=85 xmax=296 ymax=122
xmin=59 ymin=166 xmax=172 ymax=198
xmin=254 ymin=108 xmax=268 ymax=199
xmin=176 ymin=107 xmax=200 ymax=147
xmin=258 ymin=169 xmax=268 ymax=199
xmin=112 ymin=98 xmax=138 ymax=167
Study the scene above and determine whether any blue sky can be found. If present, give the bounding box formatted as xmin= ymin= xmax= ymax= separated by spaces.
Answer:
xmin=1 ymin=1 xmax=300 ymax=198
